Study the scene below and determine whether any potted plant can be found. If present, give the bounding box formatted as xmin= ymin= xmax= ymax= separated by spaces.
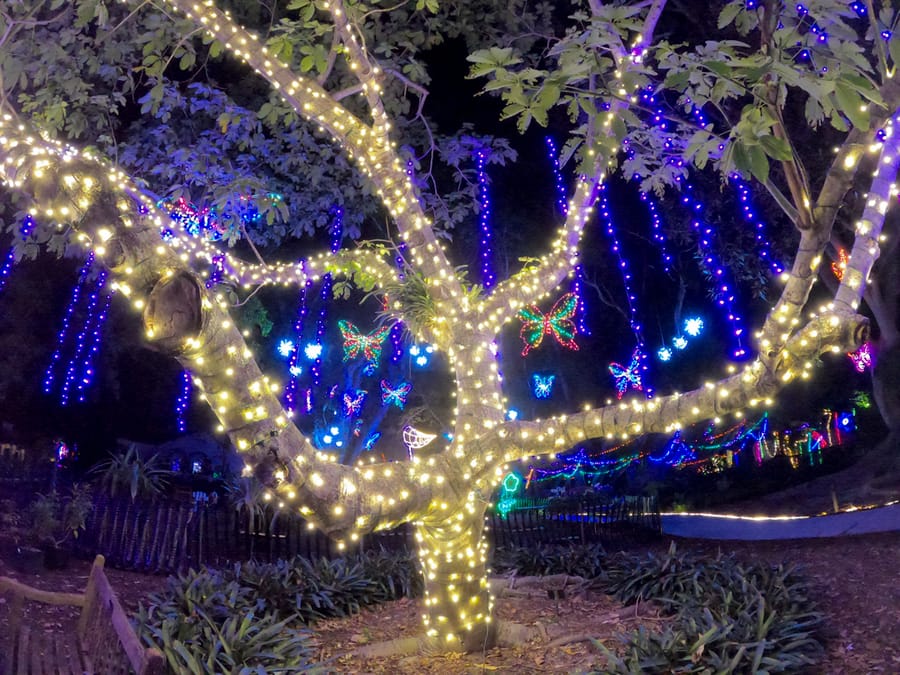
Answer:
xmin=12 ymin=484 xmax=93 ymax=572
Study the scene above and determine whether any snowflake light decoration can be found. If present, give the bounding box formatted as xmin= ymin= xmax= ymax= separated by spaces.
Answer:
xmin=277 ymin=339 xmax=295 ymax=358
xmin=672 ymin=336 xmax=688 ymax=350
xmin=657 ymin=347 xmax=673 ymax=362
xmin=338 ymin=320 xmax=391 ymax=364
xmin=517 ymin=292 xmax=579 ymax=356
xmin=608 ymin=348 xmax=643 ymax=399
xmin=684 ymin=317 xmax=704 ymax=337
xmin=304 ymin=343 xmax=323 ymax=360
xmin=381 ymin=379 xmax=412 ymax=408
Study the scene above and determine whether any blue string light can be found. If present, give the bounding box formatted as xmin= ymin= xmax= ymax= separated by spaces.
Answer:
xmin=0 ymin=215 xmax=36 ymax=295
xmin=44 ymin=254 xmax=95 ymax=395
xmin=310 ymin=207 xmax=344 ymax=387
xmin=729 ymin=174 xmax=784 ymax=274
xmin=175 ymin=370 xmax=192 ymax=433
xmin=640 ymin=191 xmax=673 ymax=274
xmin=60 ymin=269 xmax=109 ymax=406
xmin=544 ymin=136 xmax=568 ymax=216
xmin=474 ymin=149 xmax=495 ymax=289
xmin=75 ymin=286 xmax=112 ymax=403
xmin=677 ymin=179 xmax=748 ymax=359
xmin=597 ymin=184 xmax=652 ymax=396
xmin=284 ymin=272 xmax=312 ymax=413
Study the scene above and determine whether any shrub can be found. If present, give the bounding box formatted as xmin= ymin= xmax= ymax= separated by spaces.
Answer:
xmin=134 ymin=548 xmax=423 ymax=673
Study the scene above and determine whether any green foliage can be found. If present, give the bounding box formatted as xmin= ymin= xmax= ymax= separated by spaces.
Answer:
xmin=26 ymin=483 xmax=94 ymax=546
xmin=495 ymin=542 xmax=823 ymax=674
xmin=91 ymin=445 xmax=174 ymax=501
xmin=598 ymin=544 xmax=823 ymax=673
xmin=493 ymin=543 xmax=608 ymax=579
xmin=134 ymin=548 xmax=423 ymax=672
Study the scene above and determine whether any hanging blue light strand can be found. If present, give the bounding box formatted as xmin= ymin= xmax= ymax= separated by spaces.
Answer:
xmin=544 ymin=136 xmax=568 ymax=216
xmin=0 ymin=215 xmax=36 ymax=295
xmin=640 ymin=191 xmax=673 ymax=274
xmin=284 ymin=274 xmax=311 ymax=413
xmin=175 ymin=370 xmax=192 ymax=433
xmin=43 ymin=254 xmax=95 ymax=395
xmin=729 ymin=174 xmax=784 ymax=274
xmin=60 ymin=269 xmax=108 ymax=406
xmin=311 ymin=207 xmax=344 ymax=386
xmin=677 ymin=179 xmax=747 ymax=359
xmin=75 ymin=287 xmax=113 ymax=403
xmin=545 ymin=136 xmax=590 ymax=335
xmin=474 ymin=149 xmax=496 ymax=289
xmin=597 ymin=184 xmax=652 ymax=396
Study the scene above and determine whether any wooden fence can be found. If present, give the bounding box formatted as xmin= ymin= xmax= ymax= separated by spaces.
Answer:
xmin=73 ymin=496 xmax=412 ymax=573
xmin=488 ymin=495 xmax=661 ymax=549
xmin=72 ymin=494 xmax=659 ymax=573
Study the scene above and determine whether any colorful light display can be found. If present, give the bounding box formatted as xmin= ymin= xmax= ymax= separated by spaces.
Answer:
xmin=848 ymin=342 xmax=873 ymax=372
xmin=530 ymin=373 xmax=556 ymax=399
xmin=342 ymin=389 xmax=367 ymax=417
xmin=380 ymin=379 xmax=412 ymax=409
xmin=517 ymin=292 xmax=579 ymax=356
xmin=608 ymin=348 xmax=643 ymax=399
xmin=0 ymin=215 xmax=36 ymax=295
xmin=474 ymin=148 xmax=495 ymax=289
xmin=338 ymin=320 xmax=392 ymax=364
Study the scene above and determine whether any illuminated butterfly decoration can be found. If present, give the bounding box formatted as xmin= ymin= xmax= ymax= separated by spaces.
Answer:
xmin=342 ymin=389 xmax=367 ymax=417
xmin=848 ymin=342 xmax=872 ymax=372
xmin=608 ymin=348 xmax=643 ymax=399
xmin=363 ymin=431 xmax=382 ymax=451
xmin=517 ymin=292 xmax=579 ymax=356
xmin=381 ymin=379 xmax=412 ymax=409
xmin=831 ymin=248 xmax=849 ymax=281
xmin=530 ymin=373 xmax=555 ymax=399
xmin=338 ymin=320 xmax=391 ymax=365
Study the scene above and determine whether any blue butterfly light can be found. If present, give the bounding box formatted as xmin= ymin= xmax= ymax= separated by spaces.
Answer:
xmin=381 ymin=379 xmax=412 ymax=408
xmin=608 ymin=348 xmax=643 ymax=399
xmin=531 ymin=373 xmax=555 ymax=399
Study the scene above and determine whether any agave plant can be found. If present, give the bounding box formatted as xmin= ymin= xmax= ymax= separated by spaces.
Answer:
xmin=91 ymin=445 xmax=173 ymax=501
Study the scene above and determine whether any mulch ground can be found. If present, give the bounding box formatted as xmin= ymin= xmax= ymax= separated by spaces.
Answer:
xmin=2 ymin=530 xmax=898 ymax=673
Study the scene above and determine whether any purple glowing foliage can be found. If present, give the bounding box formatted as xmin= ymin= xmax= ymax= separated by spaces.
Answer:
xmin=75 ymin=288 xmax=113 ymax=403
xmin=44 ymin=254 xmax=95 ymax=395
xmin=677 ymin=180 xmax=748 ymax=359
xmin=730 ymin=174 xmax=784 ymax=274
xmin=176 ymin=370 xmax=192 ymax=433
xmin=0 ymin=215 xmax=36 ymax=295
xmin=474 ymin=149 xmax=495 ymax=289
xmin=60 ymin=269 xmax=109 ymax=406
xmin=597 ymin=184 xmax=652 ymax=394
xmin=284 ymin=276 xmax=312 ymax=413
xmin=544 ymin=136 xmax=568 ymax=216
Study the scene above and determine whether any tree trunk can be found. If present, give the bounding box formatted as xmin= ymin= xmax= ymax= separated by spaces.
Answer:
xmin=872 ymin=336 xmax=900 ymax=448
xmin=414 ymin=499 xmax=496 ymax=651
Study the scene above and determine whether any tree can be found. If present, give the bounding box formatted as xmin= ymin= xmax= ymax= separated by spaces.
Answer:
xmin=0 ymin=0 xmax=896 ymax=653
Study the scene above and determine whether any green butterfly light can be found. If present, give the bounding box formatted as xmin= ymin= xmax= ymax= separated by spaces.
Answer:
xmin=517 ymin=292 xmax=580 ymax=356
